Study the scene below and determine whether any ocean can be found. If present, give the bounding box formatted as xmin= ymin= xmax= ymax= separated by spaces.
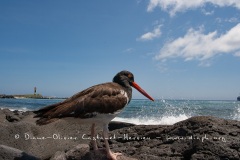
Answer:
xmin=0 ymin=98 xmax=239 ymax=125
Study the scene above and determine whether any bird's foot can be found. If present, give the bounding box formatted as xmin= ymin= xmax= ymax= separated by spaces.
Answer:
xmin=92 ymin=140 xmax=98 ymax=151
xmin=107 ymin=151 xmax=122 ymax=160
xmin=93 ymin=145 xmax=98 ymax=151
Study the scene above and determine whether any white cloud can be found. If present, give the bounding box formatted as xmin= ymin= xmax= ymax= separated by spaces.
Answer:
xmin=147 ymin=0 xmax=240 ymax=16
xmin=123 ymin=48 xmax=135 ymax=53
xmin=216 ymin=17 xmax=240 ymax=23
xmin=227 ymin=17 xmax=239 ymax=23
xmin=235 ymin=51 xmax=240 ymax=57
xmin=137 ymin=25 xmax=162 ymax=41
xmin=155 ymin=23 xmax=240 ymax=65
xmin=201 ymin=8 xmax=214 ymax=15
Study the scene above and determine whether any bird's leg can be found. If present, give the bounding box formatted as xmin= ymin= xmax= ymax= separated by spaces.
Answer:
xmin=103 ymin=124 xmax=122 ymax=160
xmin=91 ymin=123 xmax=98 ymax=150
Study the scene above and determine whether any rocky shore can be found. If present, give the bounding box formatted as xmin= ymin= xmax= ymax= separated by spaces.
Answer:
xmin=0 ymin=95 xmax=15 ymax=99
xmin=0 ymin=109 xmax=239 ymax=160
xmin=0 ymin=94 xmax=66 ymax=99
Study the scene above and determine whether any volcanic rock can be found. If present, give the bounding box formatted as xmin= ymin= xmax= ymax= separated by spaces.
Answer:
xmin=0 ymin=109 xmax=239 ymax=160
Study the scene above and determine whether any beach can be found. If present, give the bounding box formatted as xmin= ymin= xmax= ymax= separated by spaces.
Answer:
xmin=0 ymin=108 xmax=239 ymax=160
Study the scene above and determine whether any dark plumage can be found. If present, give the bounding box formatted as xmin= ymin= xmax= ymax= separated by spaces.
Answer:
xmin=34 ymin=70 xmax=154 ymax=160
xmin=34 ymin=83 xmax=129 ymax=124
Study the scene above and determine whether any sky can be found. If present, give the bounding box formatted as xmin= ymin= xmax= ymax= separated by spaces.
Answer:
xmin=0 ymin=0 xmax=240 ymax=100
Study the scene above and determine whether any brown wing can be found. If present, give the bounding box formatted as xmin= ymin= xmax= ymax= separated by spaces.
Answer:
xmin=34 ymin=82 xmax=128 ymax=125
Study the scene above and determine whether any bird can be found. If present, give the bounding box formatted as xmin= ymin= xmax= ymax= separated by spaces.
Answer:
xmin=34 ymin=70 xmax=154 ymax=160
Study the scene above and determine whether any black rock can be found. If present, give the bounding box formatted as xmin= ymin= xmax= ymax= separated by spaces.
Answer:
xmin=0 ymin=145 xmax=39 ymax=160
xmin=1 ymin=109 xmax=22 ymax=122
xmin=0 ymin=94 xmax=15 ymax=98
xmin=109 ymin=116 xmax=240 ymax=160
xmin=0 ymin=109 xmax=240 ymax=160
xmin=109 ymin=121 xmax=135 ymax=131
xmin=6 ymin=114 xmax=21 ymax=122
xmin=51 ymin=144 xmax=137 ymax=160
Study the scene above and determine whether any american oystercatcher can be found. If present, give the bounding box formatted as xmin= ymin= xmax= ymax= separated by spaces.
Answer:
xmin=34 ymin=70 xmax=154 ymax=160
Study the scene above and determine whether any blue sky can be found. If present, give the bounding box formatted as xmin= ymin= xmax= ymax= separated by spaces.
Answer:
xmin=1 ymin=0 xmax=240 ymax=100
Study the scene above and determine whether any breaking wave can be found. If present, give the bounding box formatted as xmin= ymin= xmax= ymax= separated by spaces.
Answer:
xmin=113 ymin=114 xmax=189 ymax=125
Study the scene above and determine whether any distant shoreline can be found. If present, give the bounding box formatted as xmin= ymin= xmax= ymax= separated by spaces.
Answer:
xmin=0 ymin=94 xmax=67 ymax=99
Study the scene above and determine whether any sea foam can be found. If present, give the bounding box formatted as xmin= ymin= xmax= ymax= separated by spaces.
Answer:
xmin=112 ymin=114 xmax=189 ymax=125
xmin=232 ymin=104 xmax=240 ymax=121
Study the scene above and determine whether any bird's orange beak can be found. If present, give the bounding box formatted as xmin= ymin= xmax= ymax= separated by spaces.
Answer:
xmin=131 ymin=82 xmax=154 ymax=101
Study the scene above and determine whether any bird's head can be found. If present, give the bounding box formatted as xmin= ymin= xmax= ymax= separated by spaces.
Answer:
xmin=113 ymin=70 xmax=154 ymax=101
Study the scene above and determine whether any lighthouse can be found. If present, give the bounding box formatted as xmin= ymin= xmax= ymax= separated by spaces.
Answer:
xmin=34 ymin=87 xmax=37 ymax=95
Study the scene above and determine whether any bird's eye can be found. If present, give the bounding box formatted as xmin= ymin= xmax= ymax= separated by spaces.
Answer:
xmin=127 ymin=74 xmax=133 ymax=79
